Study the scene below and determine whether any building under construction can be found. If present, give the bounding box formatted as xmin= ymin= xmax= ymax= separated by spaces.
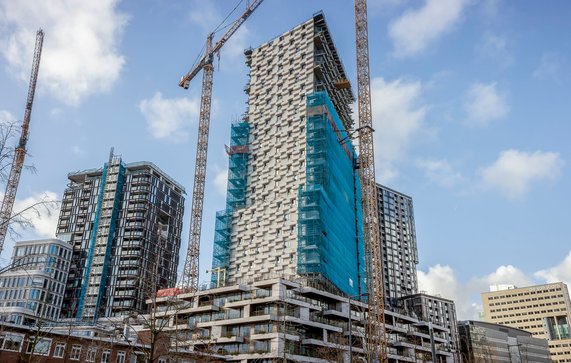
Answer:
xmin=144 ymin=13 xmax=458 ymax=363
xmin=210 ymin=12 xmax=362 ymax=298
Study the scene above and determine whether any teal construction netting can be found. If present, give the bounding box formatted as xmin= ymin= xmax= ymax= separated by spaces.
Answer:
xmin=298 ymin=92 xmax=365 ymax=296
xmin=211 ymin=122 xmax=250 ymax=280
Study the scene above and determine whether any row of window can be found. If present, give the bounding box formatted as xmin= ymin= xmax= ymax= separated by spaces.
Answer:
xmin=0 ymin=334 xmax=126 ymax=362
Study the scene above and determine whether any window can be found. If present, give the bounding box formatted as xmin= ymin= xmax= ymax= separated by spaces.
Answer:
xmin=53 ymin=342 xmax=66 ymax=358
xmin=70 ymin=345 xmax=82 ymax=360
xmin=101 ymin=349 xmax=111 ymax=363
xmin=1 ymin=333 xmax=25 ymax=352
xmin=116 ymin=351 xmax=126 ymax=363
xmin=26 ymin=338 xmax=52 ymax=356
xmin=87 ymin=347 xmax=98 ymax=362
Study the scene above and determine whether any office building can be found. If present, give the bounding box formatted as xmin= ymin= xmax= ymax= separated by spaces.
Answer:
xmin=211 ymin=12 xmax=365 ymax=297
xmin=458 ymin=320 xmax=551 ymax=362
xmin=0 ymin=238 xmax=71 ymax=326
xmin=57 ymin=152 xmax=185 ymax=320
xmin=377 ymin=184 xmax=419 ymax=306
xmin=482 ymin=282 xmax=571 ymax=362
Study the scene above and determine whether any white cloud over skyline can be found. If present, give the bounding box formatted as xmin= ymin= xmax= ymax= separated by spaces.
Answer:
xmin=480 ymin=149 xmax=564 ymax=199
xmin=389 ymin=0 xmax=468 ymax=57
xmin=464 ymin=82 xmax=510 ymax=126
xmin=0 ymin=191 xmax=60 ymax=263
xmin=418 ymin=258 xmax=567 ymax=320
xmin=139 ymin=91 xmax=200 ymax=143
xmin=0 ymin=0 xmax=128 ymax=106
xmin=535 ymin=251 xmax=571 ymax=288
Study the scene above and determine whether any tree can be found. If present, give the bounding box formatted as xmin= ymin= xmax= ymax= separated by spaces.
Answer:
xmin=0 ymin=118 xmax=60 ymax=250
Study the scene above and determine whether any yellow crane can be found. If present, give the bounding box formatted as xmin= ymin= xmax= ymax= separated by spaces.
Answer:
xmin=0 ymin=29 xmax=44 ymax=253
xmin=354 ymin=0 xmax=388 ymax=361
xmin=179 ymin=0 xmax=265 ymax=290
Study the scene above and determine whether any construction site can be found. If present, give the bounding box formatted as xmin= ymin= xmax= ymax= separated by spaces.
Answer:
xmin=0 ymin=1 xmax=459 ymax=362
xmin=140 ymin=2 xmax=458 ymax=362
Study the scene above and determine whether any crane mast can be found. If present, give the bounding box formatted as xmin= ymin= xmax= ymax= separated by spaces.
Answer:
xmin=354 ymin=0 xmax=388 ymax=362
xmin=180 ymin=0 xmax=264 ymax=290
xmin=0 ymin=29 xmax=44 ymax=253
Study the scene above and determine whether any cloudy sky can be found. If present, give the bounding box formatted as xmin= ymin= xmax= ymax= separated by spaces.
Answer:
xmin=0 ymin=0 xmax=570 ymax=319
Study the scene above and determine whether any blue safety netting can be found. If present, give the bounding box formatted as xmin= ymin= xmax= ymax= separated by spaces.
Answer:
xmin=211 ymin=122 xmax=250 ymax=281
xmin=298 ymin=92 xmax=365 ymax=296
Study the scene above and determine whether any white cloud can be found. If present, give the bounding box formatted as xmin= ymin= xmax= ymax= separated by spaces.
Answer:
xmin=533 ymin=53 xmax=566 ymax=81
xmin=419 ymin=264 xmax=534 ymax=320
xmin=371 ymin=77 xmax=429 ymax=182
xmin=0 ymin=110 xmax=15 ymax=124
xmin=535 ymin=251 xmax=571 ymax=288
xmin=464 ymin=82 xmax=509 ymax=126
xmin=139 ymin=92 xmax=200 ymax=143
xmin=417 ymin=158 xmax=462 ymax=187
xmin=0 ymin=191 xmax=60 ymax=262
xmin=0 ymin=0 xmax=128 ymax=105
xmin=388 ymin=0 xmax=468 ymax=57
xmin=480 ymin=149 xmax=564 ymax=199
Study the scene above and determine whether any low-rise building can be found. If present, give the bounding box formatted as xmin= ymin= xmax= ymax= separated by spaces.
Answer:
xmin=146 ymin=277 xmax=456 ymax=362
xmin=0 ymin=238 xmax=71 ymax=326
xmin=0 ymin=321 xmax=164 ymax=363
xmin=458 ymin=320 xmax=551 ymax=362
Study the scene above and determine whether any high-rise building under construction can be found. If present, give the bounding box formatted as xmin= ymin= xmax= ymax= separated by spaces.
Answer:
xmin=211 ymin=12 xmax=365 ymax=297
xmin=56 ymin=153 xmax=185 ymax=320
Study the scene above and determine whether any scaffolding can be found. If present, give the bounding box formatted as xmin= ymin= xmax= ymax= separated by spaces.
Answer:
xmin=298 ymin=92 xmax=365 ymax=297
xmin=212 ymin=121 xmax=250 ymax=282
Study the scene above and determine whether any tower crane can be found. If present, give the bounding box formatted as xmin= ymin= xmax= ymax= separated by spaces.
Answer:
xmin=179 ymin=0 xmax=264 ymax=291
xmin=354 ymin=0 xmax=388 ymax=362
xmin=0 ymin=29 xmax=44 ymax=253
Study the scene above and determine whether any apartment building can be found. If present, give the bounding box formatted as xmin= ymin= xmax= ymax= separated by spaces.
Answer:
xmin=0 ymin=239 xmax=71 ymax=326
xmin=482 ymin=282 xmax=571 ymax=362
xmin=377 ymin=184 xmax=419 ymax=306
xmin=57 ymin=152 xmax=185 ymax=320
xmin=401 ymin=293 xmax=459 ymax=354
xmin=148 ymin=276 xmax=455 ymax=362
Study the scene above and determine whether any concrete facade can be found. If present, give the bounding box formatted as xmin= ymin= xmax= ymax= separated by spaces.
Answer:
xmin=57 ymin=153 xmax=185 ymax=320
xmin=214 ymin=13 xmax=360 ymax=296
xmin=0 ymin=238 xmax=71 ymax=326
xmin=149 ymin=277 xmax=455 ymax=363
xmin=482 ymin=282 xmax=571 ymax=362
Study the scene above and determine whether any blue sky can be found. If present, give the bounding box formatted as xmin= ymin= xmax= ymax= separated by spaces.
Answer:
xmin=0 ymin=0 xmax=570 ymax=318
